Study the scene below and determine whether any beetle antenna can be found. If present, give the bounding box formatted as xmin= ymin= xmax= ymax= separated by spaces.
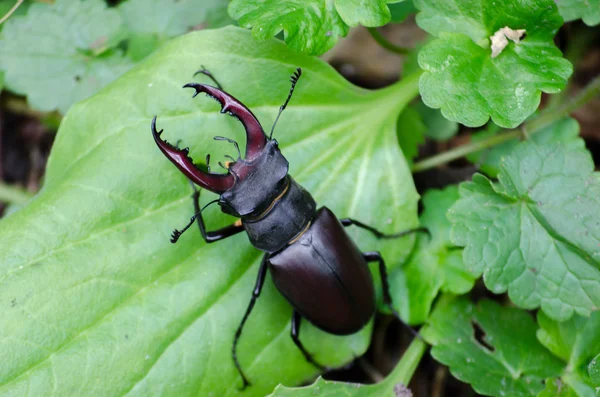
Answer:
xmin=224 ymin=155 xmax=236 ymax=162
xmin=170 ymin=199 xmax=220 ymax=243
xmin=206 ymin=154 xmax=211 ymax=172
xmin=193 ymin=65 xmax=223 ymax=89
xmin=269 ymin=68 xmax=302 ymax=140
xmin=214 ymin=136 xmax=242 ymax=159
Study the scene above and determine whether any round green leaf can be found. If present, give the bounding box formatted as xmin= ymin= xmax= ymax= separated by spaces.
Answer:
xmin=0 ymin=27 xmax=420 ymax=396
xmin=414 ymin=0 xmax=573 ymax=128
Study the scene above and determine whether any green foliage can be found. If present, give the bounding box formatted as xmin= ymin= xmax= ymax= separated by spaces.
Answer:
xmin=557 ymin=0 xmax=600 ymax=26
xmin=414 ymin=0 xmax=572 ymax=128
xmin=390 ymin=186 xmax=476 ymax=324
xmin=0 ymin=0 xmax=132 ymax=113
xmin=0 ymin=0 xmax=228 ymax=113
xmin=537 ymin=379 xmax=578 ymax=397
xmin=388 ymin=0 xmax=417 ymax=22
xmin=228 ymin=0 xmax=400 ymax=55
xmin=413 ymin=100 xmax=459 ymax=141
xmin=423 ymin=296 xmax=564 ymax=397
xmin=589 ymin=355 xmax=600 ymax=388
xmin=0 ymin=27 xmax=421 ymax=396
xmin=449 ymin=141 xmax=600 ymax=321
xmin=467 ymin=117 xmax=585 ymax=177
xmin=536 ymin=312 xmax=600 ymax=396
xmin=396 ymin=105 xmax=425 ymax=163
xmin=268 ymin=339 xmax=426 ymax=397
xmin=118 ymin=0 xmax=222 ymax=60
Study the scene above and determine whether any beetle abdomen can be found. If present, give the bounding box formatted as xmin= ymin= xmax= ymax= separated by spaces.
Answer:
xmin=269 ymin=207 xmax=375 ymax=335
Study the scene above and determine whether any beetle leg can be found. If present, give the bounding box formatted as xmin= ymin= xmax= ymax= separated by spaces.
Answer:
xmin=340 ymin=218 xmax=430 ymax=240
xmin=233 ymin=254 xmax=270 ymax=390
xmin=290 ymin=310 xmax=329 ymax=372
xmin=362 ymin=252 xmax=422 ymax=340
xmin=193 ymin=65 xmax=223 ymax=89
xmin=189 ymin=184 xmax=244 ymax=243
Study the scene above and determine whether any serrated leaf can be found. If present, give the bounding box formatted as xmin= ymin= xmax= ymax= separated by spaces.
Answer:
xmin=391 ymin=186 xmax=476 ymax=324
xmin=422 ymin=296 xmax=564 ymax=397
xmin=268 ymin=338 xmax=425 ymax=397
xmin=414 ymin=0 xmax=572 ymax=128
xmin=536 ymin=311 xmax=600 ymax=396
xmin=0 ymin=27 xmax=421 ymax=396
xmin=467 ymin=117 xmax=585 ymax=177
xmin=413 ymin=100 xmax=459 ymax=141
xmin=0 ymin=0 xmax=133 ymax=114
xmin=396 ymin=105 xmax=425 ymax=163
xmin=449 ymin=141 xmax=600 ymax=321
xmin=556 ymin=0 xmax=600 ymax=26
xmin=228 ymin=0 xmax=399 ymax=55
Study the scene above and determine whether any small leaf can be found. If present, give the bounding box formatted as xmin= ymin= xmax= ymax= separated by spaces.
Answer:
xmin=228 ymin=0 xmax=399 ymax=55
xmin=449 ymin=141 xmax=600 ymax=321
xmin=536 ymin=311 xmax=600 ymax=396
xmin=413 ymin=100 xmax=459 ymax=141
xmin=467 ymin=117 xmax=585 ymax=177
xmin=423 ymin=296 xmax=564 ymax=397
xmin=414 ymin=0 xmax=572 ymax=128
xmin=537 ymin=378 xmax=578 ymax=397
xmin=589 ymin=355 xmax=600 ymax=388
xmin=396 ymin=105 xmax=426 ymax=163
xmin=0 ymin=0 xmax=133 ymax=113
xmin=391 ymin=186 xmax=476 ymax=324
xmin=0 ymin=27 xmax=421 ymax=396
xmin=556 ymin=0 xmax=600 ymax=26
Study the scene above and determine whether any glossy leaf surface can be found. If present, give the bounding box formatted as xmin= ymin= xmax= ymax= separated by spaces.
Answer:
xmin=0 ymin=27 xmax=420 ymax=397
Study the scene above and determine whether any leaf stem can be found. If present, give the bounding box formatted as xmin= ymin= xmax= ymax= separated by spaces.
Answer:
xmin=382 ymin=336 xmax=427 ymax=392
xmin=0 ymin=182 xmax=31 ymax=205
xmin=0 ymin=0 xmax=24 ymax=25
xmin=412 ymin=73 xmax=600 ymax=173
xmin=367 ymin=27 xmax=410 ymax=55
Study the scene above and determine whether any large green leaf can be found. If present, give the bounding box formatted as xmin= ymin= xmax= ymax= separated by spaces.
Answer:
xmin=449 ymin=141 xmax=600 ymax=321
xmin=0 ymin=27 xmax=420 ymax=396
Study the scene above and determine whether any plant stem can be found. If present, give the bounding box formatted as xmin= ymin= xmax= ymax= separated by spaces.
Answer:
xmin=367 ymin=27 xmax=410 ymax=55
xmin=0 ymin=182 xmax=32 ymax=205
xmin=412 ymin=73 xmax=600 ymax=173
xmin=381 ymin=336 xmax=427 ymax=394
xmin=0 ymin=0 xmax=24 ymax=25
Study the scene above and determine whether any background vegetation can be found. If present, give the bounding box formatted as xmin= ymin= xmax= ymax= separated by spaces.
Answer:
xmin=0 ymin=0 xmax=599 ymax=396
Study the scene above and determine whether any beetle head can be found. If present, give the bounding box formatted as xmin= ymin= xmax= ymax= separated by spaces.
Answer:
xmin=152 ymin=83 xmax=289 ymax=218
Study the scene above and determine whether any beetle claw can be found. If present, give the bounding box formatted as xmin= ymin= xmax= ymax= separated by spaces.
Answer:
xmin=183 ymin=83 xmax=267 ymax=160
xmin=151 ymin=116 xmax=235 ymax=194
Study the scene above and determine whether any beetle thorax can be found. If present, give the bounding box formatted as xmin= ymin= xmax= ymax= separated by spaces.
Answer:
xmin=218 ymin=140 xmax=289 ymax=218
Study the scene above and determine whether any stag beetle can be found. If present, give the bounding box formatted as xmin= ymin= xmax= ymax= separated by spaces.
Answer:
xmin=151 ymin=67 xmax=425 ymax=388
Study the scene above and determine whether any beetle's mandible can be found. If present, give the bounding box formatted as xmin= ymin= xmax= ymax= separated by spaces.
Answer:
xmin=151 ymin=67 xmax=425 ymax=389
